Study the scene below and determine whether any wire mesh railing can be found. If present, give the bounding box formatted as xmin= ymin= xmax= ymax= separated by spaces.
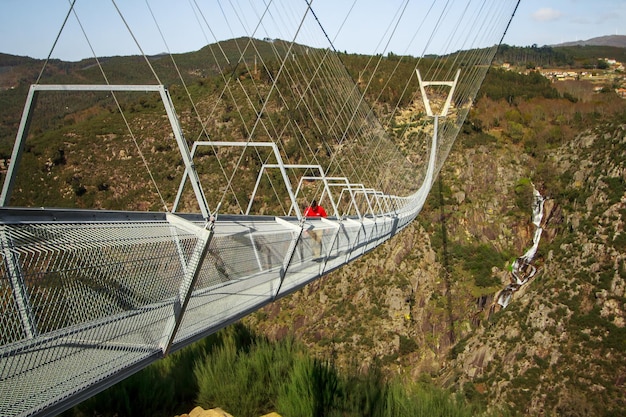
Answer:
xmin=0 ymin=203 xmax=417 ymax=416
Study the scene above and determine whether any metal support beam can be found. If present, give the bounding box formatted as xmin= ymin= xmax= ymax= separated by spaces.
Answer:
xmin=416 ymin=69 xmax=461 ymax=117
xmin=0 ymin=84 xmax=211 ymax=219
xmin=175 ymin=141 xmax=301 ymax=219
xmin=336 ymin=183 xmax=369 ymax=219
xmin=0 ymin=85 xmax=39 ymax=206
xmin=273 ymin=217 xmax=304 ymax=299
xmin=248 ymin=164 xmax=338 ymax=218
xmin=316 ymin=177 xmax=362 ymax=219
xmin=160 ymin=213 xmax=213 ymax=355
xmin=289 ymin=170 xmax=341 ymax=218
xmin=158 ymin=88 xmax=211 ymax=220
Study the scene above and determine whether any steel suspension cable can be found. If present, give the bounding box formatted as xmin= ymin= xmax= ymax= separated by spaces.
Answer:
xmin=217 ymin=1 xmax=292 ymax=213
xmin=36 ymin=0 xmax=77 ymax=84
xmin=62 ymin=0 xmax=169 ymax=212
xmin=213 ymin=1 xmax=302 ymax=211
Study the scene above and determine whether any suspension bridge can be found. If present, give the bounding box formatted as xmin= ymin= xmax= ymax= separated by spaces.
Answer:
xmin=0 ymin=1 xmax=520 ymax=415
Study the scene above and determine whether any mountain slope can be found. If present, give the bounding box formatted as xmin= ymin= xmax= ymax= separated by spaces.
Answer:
xmin=245 ymin=70 xmax=626 ymax=415
xmin=445 ymin=120 xmax=626 ymax=415
xmin=554 ymin=35 xmax=626 ymax=48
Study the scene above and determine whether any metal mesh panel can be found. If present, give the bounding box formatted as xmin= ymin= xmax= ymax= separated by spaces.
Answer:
xmin=0 ymin=219 xmax=200 ymax=416
xmin=1 ymin=222 xmax=195 ymax=342
xmin=0 ymin=268 xmax=25 ymax=345
xmin=172 ymin=224 xmax=297 ymax=345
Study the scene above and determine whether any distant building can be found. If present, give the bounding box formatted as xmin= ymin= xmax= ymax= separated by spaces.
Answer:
xmin=539 ymin=70 xmax=579 ymax=82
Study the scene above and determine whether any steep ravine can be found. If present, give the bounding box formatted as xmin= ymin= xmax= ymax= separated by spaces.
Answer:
xmin=443 ymin=123 xmax=626 ymax=415
xmin=246 ymin=121 xmax=626 ymax=415
xmin=244 ymin=132 xmax=546 ymax=377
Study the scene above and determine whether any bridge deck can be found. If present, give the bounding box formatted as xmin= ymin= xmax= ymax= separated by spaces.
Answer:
xmin=0 ymin=208 xmax=414 ymax=416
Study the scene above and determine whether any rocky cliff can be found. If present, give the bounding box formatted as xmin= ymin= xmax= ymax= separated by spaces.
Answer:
xmin=245 ymin=89 xmax=626 ymax=415
xmin=445 ymin=122 xmax=626 ymax=415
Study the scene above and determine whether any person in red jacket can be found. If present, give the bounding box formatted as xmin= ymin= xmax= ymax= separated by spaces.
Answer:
xmin=303 ymin=200 xmax=327 ymax=217
xmin=303 ymin=200 xmax=326 ymax=257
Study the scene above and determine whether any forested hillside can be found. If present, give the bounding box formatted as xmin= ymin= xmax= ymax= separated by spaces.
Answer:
xmin=493 ymin=43 xmax=626 ymax=69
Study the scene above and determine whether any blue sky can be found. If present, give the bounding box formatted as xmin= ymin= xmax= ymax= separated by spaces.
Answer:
xmin=506 ymin=0 xmax=626 ymax=46
xmin=1 ymin=0 xmax=624 ymax=61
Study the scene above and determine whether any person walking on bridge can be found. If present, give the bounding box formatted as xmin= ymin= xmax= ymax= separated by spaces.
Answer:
xmin=304 ymin=200 xmax=327 ymax=218
xmin=304 ymin=200 xmax=327 ymax=257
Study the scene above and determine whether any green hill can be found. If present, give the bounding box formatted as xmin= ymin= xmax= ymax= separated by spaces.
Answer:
xmin=494 ymin=44 xmax=626 ymax=68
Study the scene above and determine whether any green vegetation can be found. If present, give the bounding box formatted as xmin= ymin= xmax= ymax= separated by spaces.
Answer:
xmin=513 ymin=177 xmax=534 ymax=216
xmin=467 ymin=64 xmax=626 ymax=205
xmin=480 ymin=68 xmax=560 ymax=102
xmin=449 ymin=242 xmax=509 ymax=288
xmin=65 ymin=323 xmax=504 ymax=417
xmin=494 ymin=44 xmax=626 ymax=69
xmin=2 ymin=39 xmax=624 ymax=212
xmin=3 ymin=35 xmax=626 ymax=417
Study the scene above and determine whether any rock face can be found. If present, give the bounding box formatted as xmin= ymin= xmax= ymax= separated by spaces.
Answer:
xmin=246 ymin=119 xmax=626 ymax=414
xmin=178 ymin=407 xmax=281 ymax=417
xmin=445 ymin=123 xmax=626 ymax=415
xmin=246 ymin=124 xmax=541 ymax=373
xmin=182 ymin=406 xmax=233 ymax=417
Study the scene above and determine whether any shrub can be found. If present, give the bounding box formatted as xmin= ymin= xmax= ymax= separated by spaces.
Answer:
xmin=449 ymin=242 xmax=509 ymax=288
xmin=277 ymin=357 xmax=339 ymax=417
xmin=514 ymin=177 xmax=534 ymax=215
xmin=67 ymin=333 xmax=219 ymax=417
xmin=399 ymin=335 xmax=419 ymax=356
xmin=68 ymin=323 xmax=506 ymax=417
xmin=603 ymin=176 xmax=625 ymax=205
xmin=195 ymin=332 xmax=299 ymax=416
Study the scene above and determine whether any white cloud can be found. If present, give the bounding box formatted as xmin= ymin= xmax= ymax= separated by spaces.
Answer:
xmin=532 ymin=8 xmax=564 ymax=22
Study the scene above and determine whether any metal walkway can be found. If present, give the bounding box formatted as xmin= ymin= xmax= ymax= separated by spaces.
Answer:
xmin=0 ymin=178 xmax=429 ymax=417
xmin=1 ymin=104 xmax=437 ymax=416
